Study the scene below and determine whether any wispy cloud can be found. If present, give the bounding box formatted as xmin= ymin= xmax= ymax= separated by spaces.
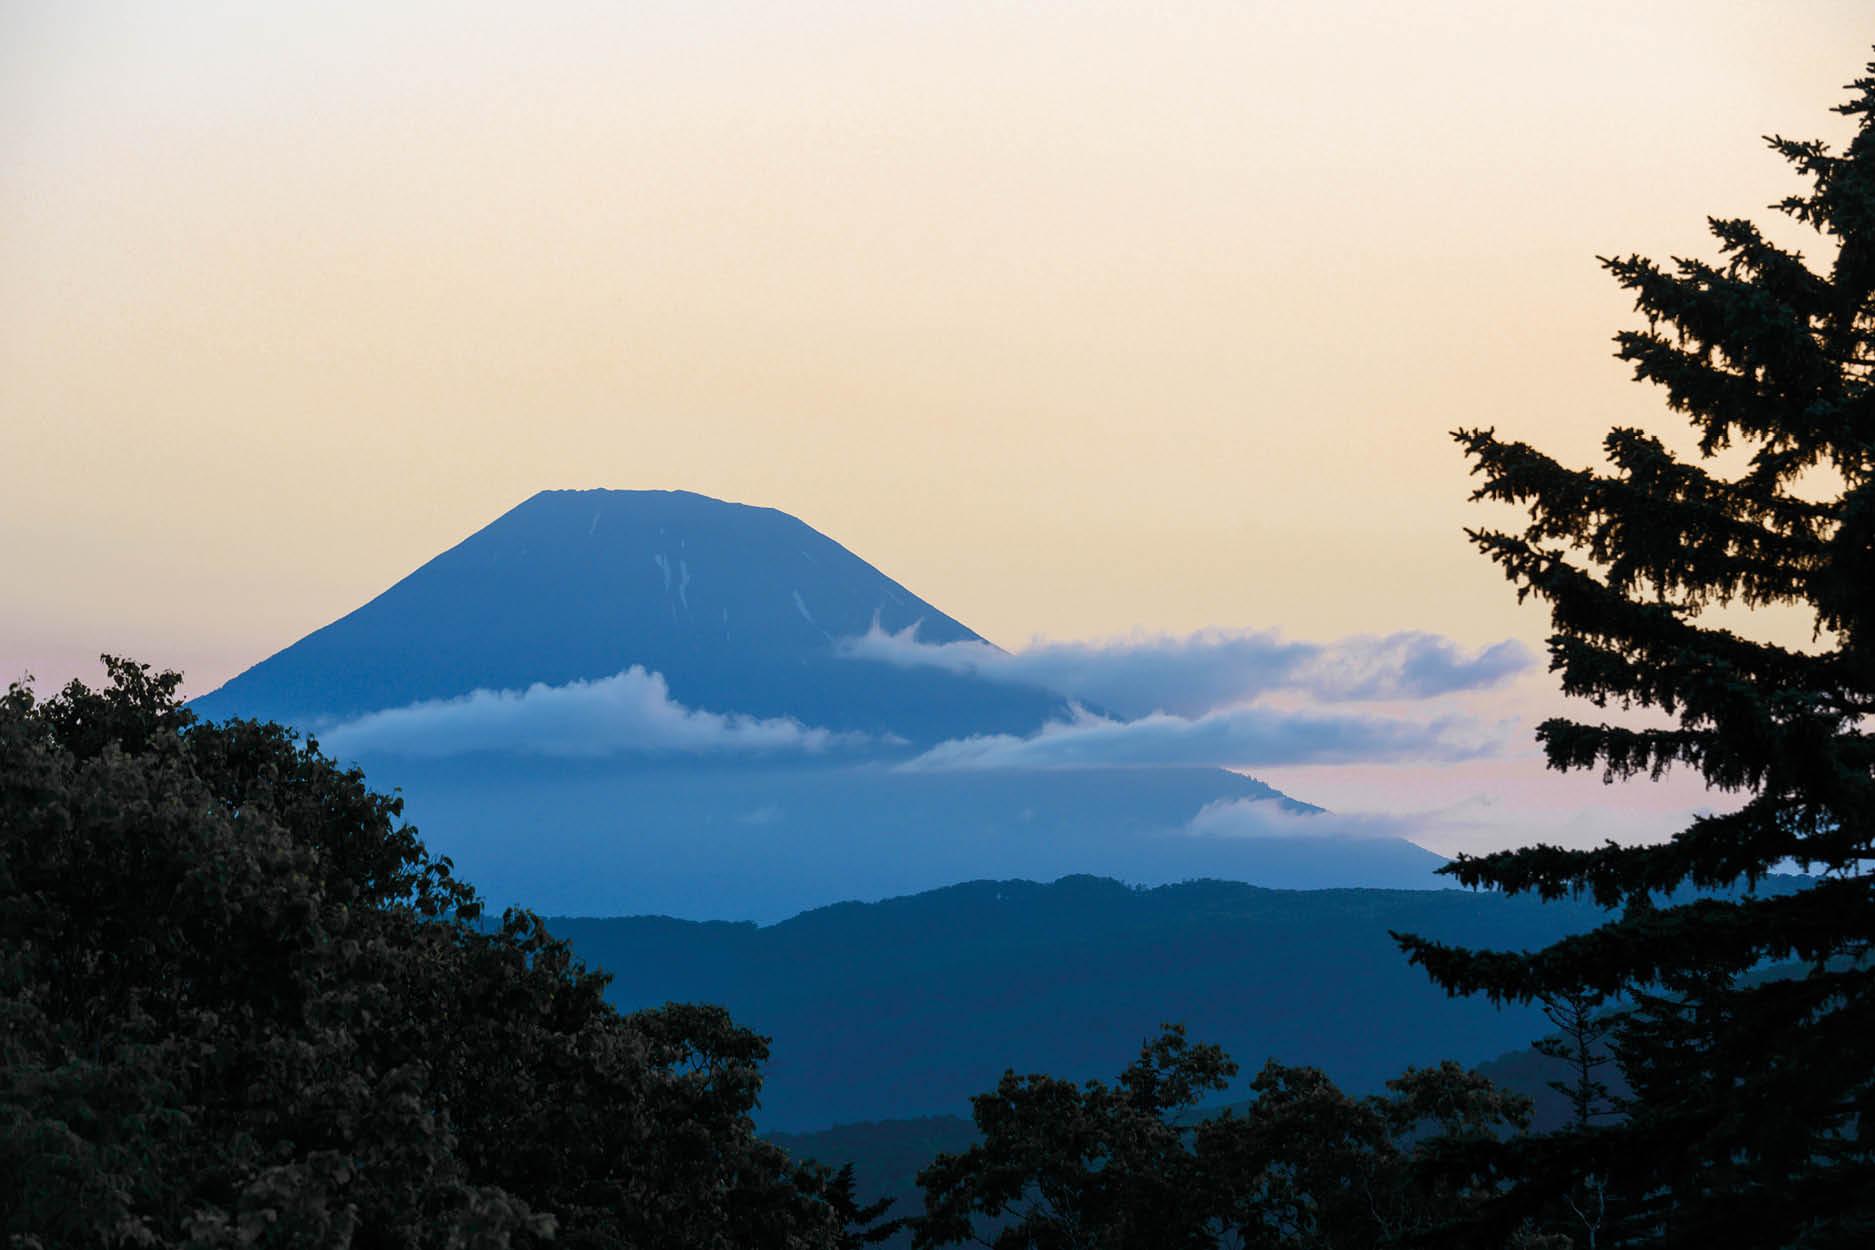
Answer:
xmin=1186 ymin=797 xmax=1425 ymax=843
xmin=321 ymin=667 xmax=856 ymax=759
xmin=1188 ymin=788 xmax=1716 ymax=861
xmin=897 ymin=703 xmax=1505 ymax=773
xmin=839 ymin=623 xmax=1531 ymax=717
xmin=1294 ymin=632 xmax=1533 ymax=703
xmin=1249 ymin=754 xmax=1734 ymax=860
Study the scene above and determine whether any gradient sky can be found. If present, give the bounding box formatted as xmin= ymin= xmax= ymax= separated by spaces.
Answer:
xmin=3 ymin=3 xmax=1867 ymax=851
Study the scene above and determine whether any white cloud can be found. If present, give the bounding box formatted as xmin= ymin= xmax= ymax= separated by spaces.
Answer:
xmin=898 ymin=703 xmax=1505 ymax=772
xmin=1186 ymin=797 xmax=1425 ymax=843
xmin=839 ymin=623 xmax=1531 ymax=717
xmin=1294 ymin=633 xmax=1532 ymax=703
xmin=1189 ymin=790 xmax=1718 ymax=864
xmin=1250 ymin=751 xmax=1740 ymax=859
xmin=320 ymin=667 xmax=856 ymax=759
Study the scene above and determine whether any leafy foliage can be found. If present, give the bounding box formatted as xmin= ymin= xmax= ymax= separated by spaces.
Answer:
xmin=1394 ymin=58 xmax=1875 ymax=1248
xmin=913 ymin=1025 xmax=1529 ymax=1249
xmin=0 ymin=659 xmax=868 ymax=1248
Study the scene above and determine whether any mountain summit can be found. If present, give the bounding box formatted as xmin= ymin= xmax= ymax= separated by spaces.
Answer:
xmin=192 ymin=489 xmax=1064 ymax=741
xmin=192 ymin=489 xmax=1448 ymax=916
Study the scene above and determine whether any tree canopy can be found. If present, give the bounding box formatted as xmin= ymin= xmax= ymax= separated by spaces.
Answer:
xmin=914 ymin=1024 xmax=1530 ymax=1249
xmin=1394 ymin=59 xmax=1875 ymax=1249
xmin=0 ymin=659 xmax=867 ymax=1248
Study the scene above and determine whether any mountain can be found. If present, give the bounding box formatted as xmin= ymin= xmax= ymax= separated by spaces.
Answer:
xmin=190 ymin=488 xmax=1452 ymax=916
xmin=552 ymin=874 xmax=1622 ymax=1131
xmin=190 ymin=488 xmax=1066 ymax=742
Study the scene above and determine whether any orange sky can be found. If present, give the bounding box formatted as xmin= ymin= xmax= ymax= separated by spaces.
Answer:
xmin=3 ymin=2 xmax=1867 ymax=699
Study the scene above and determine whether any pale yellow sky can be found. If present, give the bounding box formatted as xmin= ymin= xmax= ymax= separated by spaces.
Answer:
xmin=2 ymin=1 xmax=1866 ymax=696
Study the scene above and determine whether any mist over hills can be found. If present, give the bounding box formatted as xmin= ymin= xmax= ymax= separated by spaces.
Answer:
xmin=378 ymin=758 xmax=1453 ymax=919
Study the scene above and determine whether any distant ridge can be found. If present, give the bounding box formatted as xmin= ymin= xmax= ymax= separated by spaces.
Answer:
xmin=191 ymin=489 xmax=1067 ymax=742
xmin=549 ymin=873 xmax=1624 ymax=1130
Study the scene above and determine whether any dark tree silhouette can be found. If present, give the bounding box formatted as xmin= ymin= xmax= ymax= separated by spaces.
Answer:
xmin=914 ymin=1025 xmax=1529 ymax=1249
xmin=1531 ymin=990 xmax=1617 ymax=1132
xmin=1395 ymin=59 xmax=1875 ymax=1249
xmin=914 ymin=1024 xmax=1236 ymax=1250
xmin=1528 ymin=991 xmax=1617 ymax=1250
xmin=0 ymin=658 xmax=861 ymax=1248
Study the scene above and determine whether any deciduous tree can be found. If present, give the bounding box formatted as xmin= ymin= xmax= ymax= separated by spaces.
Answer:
xmin=915 ymin=1027 xmax=1528 ymax=1249
xmin=0 ymin=658 xmax=856 ymax=1248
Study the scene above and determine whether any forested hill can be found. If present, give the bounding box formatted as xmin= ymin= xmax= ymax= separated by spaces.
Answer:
xmin=548 ymin=874 xmax=1707 ymax=1131
xmin=764 ymin=1031 xmax=1637 ymax=1248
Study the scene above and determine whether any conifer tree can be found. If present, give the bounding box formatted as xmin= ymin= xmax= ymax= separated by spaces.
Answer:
xmin=1531 ymin=990 xmax=1616 ymax=1131
xmin=1395 ymin=59 xmax=1875 ymax=1248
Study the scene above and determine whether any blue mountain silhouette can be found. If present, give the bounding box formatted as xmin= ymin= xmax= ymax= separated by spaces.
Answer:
xmin=192 ymin=489 xmax=1449 ymax=914
xmin=192 ymin=488 xmax=1066 ymax=742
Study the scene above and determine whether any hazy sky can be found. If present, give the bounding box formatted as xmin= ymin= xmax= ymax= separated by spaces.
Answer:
xmin=2 ymin=3 xmax=1866 ymax=849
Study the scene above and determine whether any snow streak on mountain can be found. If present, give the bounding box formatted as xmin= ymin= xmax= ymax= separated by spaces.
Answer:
xmin=192 ymin=489 xmax=1067 ymax=743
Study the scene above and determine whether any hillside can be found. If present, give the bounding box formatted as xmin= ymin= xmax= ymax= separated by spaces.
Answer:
xmin=552 ymin=874 xmax=1621 ymax=1130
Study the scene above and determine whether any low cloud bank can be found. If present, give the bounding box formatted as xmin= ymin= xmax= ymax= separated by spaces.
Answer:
xmin=840 ymin=624 xmax=1531 ymax=717
xmin=1186 ymin=790 xmax=1708 ymax=861
xmin=1186 ymin=797 xmax=1423 ymax=843
xmin=898 ymin=703 xmax=1504 ymax=772
xmin=322 ymin=667 xmax=854 ymax=759
xmin=1297 ymin=632 xmax=1532 ymax=703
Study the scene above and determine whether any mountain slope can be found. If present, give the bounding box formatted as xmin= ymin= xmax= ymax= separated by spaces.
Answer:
xmin=190 ymin=489 xmax=1451 ymax=915
xmin=551 ymin=874 xmax=1619 ymax=1131
xmin=190 ymin=488 xmax=1066 ymax=741
xmin=379 ymin=758 xmax=1442 ymax=919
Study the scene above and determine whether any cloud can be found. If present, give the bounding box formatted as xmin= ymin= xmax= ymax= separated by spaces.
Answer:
xmin=1187 ymin=789 xmax=1712 ymax=862
xmin=898 ymin=703 xmax=1505 ymax=772
xmin=321 ymin=667 xmax=855 ymax=759
xmin=839 ymin=623 xmax=1531 ymax=717
xmin=1186 ymin=797 xmax=1423 ymax=842
xmin=1295 ymin=633 xmax=1532 ymax=702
